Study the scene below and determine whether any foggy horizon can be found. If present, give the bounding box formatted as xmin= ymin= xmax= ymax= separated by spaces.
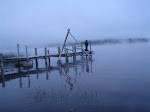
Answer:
xmin=1 ymin=0 xmax=150 ymax=48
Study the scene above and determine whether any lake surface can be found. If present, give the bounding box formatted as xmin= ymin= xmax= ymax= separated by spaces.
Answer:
xmin=0 ymin=43 xmax=150 ymax=112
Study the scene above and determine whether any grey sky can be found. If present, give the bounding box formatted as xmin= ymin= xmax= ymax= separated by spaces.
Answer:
xmin=0 ymin=0 xmax=150 ymax=48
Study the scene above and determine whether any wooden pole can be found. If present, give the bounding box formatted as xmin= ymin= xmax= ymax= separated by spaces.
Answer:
xmin=47 ymin=50 xmax=50 ymax=66
xmin=58 ymin=47 xmax=61 ymax=54
xmin=73 ymin=43 xmax=76 ymax=61
xmin=89 ymin=40 xmax=91 ymax=52
xmin=25 ymin=45 xmax=28 ymax=63
xmin=65 ymin=47 xmax=69 ymax=62
xmin=45 ymin=48 xmax=47 ymax=66
xmin=0 ymin=58 xmax=4 ymax=87
xmin=81 ymin=42 xmax=83 ymax=57
xmin=35 ymin=48 xmax=39 ymax=79
xmin=47 ymin=50 xmax=49 ymax=55
xmin=58 ymin=29 xmax=70 ymax=63
xmin=35 ymin=48 xmax=38 ymax=68
xmin=17 ymin=44 xmax=20 ymax=57
xmin=35 ymin=48 xmax=37 ymax=56
xmin=89 ymin=40 xmax=92 ymax=57
xmin=0 ymin=59 xmax=4 ymax=75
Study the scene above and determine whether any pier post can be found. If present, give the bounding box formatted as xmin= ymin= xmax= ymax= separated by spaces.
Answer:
xmin=17 ymin=44 xmax=20 ymax=57
xmin=81 ymin=42 xmax=83 ymax=57
xmin=47 ymin=50 xmax=49 ymax=55
xmin=17 ymin=44 xmax=21 ymax=68
xmin=73 ymin=43 xmax=76 ymax=61
xmin=47 ymin=50 xmax=50 ymax=66
xmin=35 ymin=48 xmax=39 ymax=79
xmin=65 ymin=47 xmax=69 ymax=62
xmin=25 ymin=45 xmax=29 ymax=63
xmin=89 ymin=40 xmax=92 ymax=57
xmin=35 ymin=48 xmax=38 ymax=68
xmin=58 ymin=47 xmax=61 ymax=55
xmin=0 ymin=59 xmax=4 ymax=74
xmin=45 ymin=48 xmax=47 ymax=66
xmin=0 ymin=59 xmax=5 ymax=88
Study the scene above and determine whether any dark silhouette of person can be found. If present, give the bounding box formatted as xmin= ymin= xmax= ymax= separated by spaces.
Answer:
xmin=84 ymin=40 xmax=88 ymax=51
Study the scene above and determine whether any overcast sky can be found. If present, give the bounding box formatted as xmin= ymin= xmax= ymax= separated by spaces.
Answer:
xmin=0 ymin=0 xmax=150 ymax=48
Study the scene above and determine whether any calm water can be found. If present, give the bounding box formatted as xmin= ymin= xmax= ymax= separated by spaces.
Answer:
xmin=0 ymin=43 xmax=150 ymax=112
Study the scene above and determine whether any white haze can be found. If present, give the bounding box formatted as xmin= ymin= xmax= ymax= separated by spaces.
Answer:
xmin=0 ymin=0 xmax=150 ymax=49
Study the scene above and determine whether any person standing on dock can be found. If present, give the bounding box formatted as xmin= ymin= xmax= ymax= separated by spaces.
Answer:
xmin=84 ymin=40 xmax=88 ymax=51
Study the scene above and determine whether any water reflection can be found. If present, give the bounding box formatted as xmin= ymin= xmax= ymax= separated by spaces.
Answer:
xmin=0 ymin=57 xmax=94 ymax=89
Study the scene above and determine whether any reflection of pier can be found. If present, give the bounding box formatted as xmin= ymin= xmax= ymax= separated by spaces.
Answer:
xmin=0 ymin=57 xmax=94 ymax=89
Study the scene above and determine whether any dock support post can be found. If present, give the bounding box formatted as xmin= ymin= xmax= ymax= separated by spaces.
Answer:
xmin=45 ymin=48 xmax=47 ymax=66
xmin=35 ymin=48 xmax=38 ymax=68
xmin=47 ymin=50 xmax=49 ymax=55
xmin=35 ymin=48 xmax=39 ymax=79
xmin=81 ymin=42 xmax=83 ymax=57
xmin=25 ymin=45 xmax=28 ymax=63
xmin=58 ymin=47 xmax=60 ymax=55
xmin=0 ymin=59 xmax=5 ymax=87
xmin=73 ymin=43 xmax=76 ymax=61
xmin=89 ymin=40 xmax=92 ymax=57
xmin=47 ymin=50 xmax=50 ymax=66
xmin=65 ymin=47 xmax=69 ymax=62
xmin=17 ymin=44 xmax=20 ymax=57
xmin=0 ymin=59 xmax=4 ymax=74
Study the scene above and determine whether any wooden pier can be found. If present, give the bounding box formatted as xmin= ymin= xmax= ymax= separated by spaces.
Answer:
xmin=0 ymin=29 xmax=94 ymax=77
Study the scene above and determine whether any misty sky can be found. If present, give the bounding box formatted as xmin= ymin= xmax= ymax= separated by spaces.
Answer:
xmin=0 ymin=0 xmax=150 ymax=48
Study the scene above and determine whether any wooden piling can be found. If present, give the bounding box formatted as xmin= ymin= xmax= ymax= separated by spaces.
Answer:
xmin=58 ymin=47 xmax=61 ymax=55
xmin=65 ymin=48 xmax=69 ymax=62
xmin=47 ymin=50 xmax=50 ymax=66
xmin=0 ymin=59 xmax=4 ymax=73
xmin=89 ymin=40 xmax=92 ymax=57
xmin=0 ymin=59 xmax=5 ymax=87
xmin=47 ymin=50 xmax=49 ymax=55
xmin=35 ymin=48 xmax=38 ymax=68
xmin=89 ymin=40 xmax=91 ymax=52
xmin=73 ymin=43 xmax=76 ymax=61
xmin=17 ymin=44 xmax=20 ymax=57
xmin=35 ymin=48 xmax=37 ymax=56
xmin=81 ymin=42 xmax=83 ymax=57
xmin=25 ymin=45 xmax=28 ymax=63
xmin=45 ymin=48 xmax=47 ymax=66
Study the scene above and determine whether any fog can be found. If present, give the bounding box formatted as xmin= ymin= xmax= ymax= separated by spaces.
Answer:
xmin=0 ymin=0 xmax=150 ymax=48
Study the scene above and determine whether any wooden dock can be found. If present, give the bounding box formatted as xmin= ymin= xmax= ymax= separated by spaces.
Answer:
xmin=0 ymin=29 xmax=94 ymax=78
